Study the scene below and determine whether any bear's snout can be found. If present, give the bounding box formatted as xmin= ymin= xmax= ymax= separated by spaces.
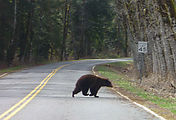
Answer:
xmin=108 ymin=83 xmax=113 ymax=87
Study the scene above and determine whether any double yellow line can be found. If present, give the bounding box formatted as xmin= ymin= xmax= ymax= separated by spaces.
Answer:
xmin=0 ymin=64 xmax=69 ymax=120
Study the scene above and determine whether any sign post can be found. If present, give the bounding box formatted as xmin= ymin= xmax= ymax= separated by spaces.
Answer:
xmin=138 ymin=41 xmax=147 ymax=84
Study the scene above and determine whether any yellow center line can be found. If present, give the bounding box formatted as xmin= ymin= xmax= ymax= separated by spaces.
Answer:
xmin=0 ymin=71 xmax=54 ymax=119
xmin=0 ymin=73 xmax=8 ymax=78
xmin=0 ymin=64 xmax=69 ymax=120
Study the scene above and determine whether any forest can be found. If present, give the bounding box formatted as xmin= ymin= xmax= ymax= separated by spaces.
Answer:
xmin=1 ymin=0 xmax=176 ymax=92
xmin=115 ymin=0 xmax=176 ymax=93
xmin=0 ymin=0 xmax=128 ymax=66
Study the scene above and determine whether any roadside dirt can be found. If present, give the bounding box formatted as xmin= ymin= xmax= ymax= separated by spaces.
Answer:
xmin=95 ymin=64 xmax=176 ymax=120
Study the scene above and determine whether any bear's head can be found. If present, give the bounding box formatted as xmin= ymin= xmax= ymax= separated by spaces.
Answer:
xmin=102 ymin=79 xmax=113 ymax=87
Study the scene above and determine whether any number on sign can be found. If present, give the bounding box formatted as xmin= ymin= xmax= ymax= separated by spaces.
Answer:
xmin=138 ymin=42 xmax=147 ymax=53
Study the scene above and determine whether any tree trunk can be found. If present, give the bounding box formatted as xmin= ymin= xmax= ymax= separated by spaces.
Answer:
xmin=6 ymin=0 xmax=17 ymax=66
xmin=61 ymin=0 xmax=70 ymax=61
xmin=79 ymin=0 xmax=87 ymax=58
xmin=23 ymin=0 xmax=34 ymax=63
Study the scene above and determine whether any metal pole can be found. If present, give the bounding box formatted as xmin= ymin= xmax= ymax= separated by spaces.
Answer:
xmin=139 ymin=53 xmax=144 ymax=84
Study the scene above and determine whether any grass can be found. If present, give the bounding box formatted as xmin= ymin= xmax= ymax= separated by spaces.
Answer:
xmin=108 ymin=61 xmax=133 ymax=67
xmin=95 ymin=62 xmax=176 ymax=116
xmin=0 ymin=66 xmax=25 ymax=73
xmin=0 ymin=60 xmax=59 ymax=74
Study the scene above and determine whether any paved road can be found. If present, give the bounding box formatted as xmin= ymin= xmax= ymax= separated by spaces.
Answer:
xmin=0 ymin=59 xmax=161 ymax=120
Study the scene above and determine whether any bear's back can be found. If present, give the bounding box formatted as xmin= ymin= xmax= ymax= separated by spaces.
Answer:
xmin=76 ymin=74 xmax=97 ymax=87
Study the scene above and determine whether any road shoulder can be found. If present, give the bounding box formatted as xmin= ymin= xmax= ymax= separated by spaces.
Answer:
xmin=93 ymin=62 xmax=176 ymax=120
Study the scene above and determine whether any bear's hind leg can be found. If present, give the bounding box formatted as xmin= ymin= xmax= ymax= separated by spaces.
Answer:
xmin=72 ymin=87 xmax=81 ymax=97
xmin=82 ymin=88 xmax=89 ymax=96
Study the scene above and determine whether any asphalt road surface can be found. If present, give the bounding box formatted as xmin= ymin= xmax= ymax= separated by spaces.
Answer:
xmin=0 ymin=59 xmax=161 ymax=120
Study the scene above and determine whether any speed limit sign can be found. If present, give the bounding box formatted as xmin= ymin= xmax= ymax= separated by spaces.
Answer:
xmin=138 ymin=41 xmax=148 ymax=53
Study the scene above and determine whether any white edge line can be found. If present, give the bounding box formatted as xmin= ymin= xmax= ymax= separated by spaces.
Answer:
xmin=112 ymin=88 xmax=166 ymax=120
xmin=91 ymin=65 xmax=166 ymax=120
xmin=0 ymin=73 xmax=8 ymax=78
xmin=92 ymin=66 xmax=96 ymax=74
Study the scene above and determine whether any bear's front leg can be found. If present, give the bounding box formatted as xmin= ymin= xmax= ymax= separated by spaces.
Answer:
xmin=94 ymin=95 xmax=99 ymax=98
xmin=90 ymin=86 xmax=101 ymax=97
xmin=89 ymin=93 xmax=99 ymax=97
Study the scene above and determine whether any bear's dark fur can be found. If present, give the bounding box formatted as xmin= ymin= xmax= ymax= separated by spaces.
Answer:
xmin=72 ymin=74 xmax=113 ymax=98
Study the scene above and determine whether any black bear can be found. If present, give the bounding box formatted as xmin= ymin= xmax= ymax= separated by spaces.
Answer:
xmin=72 ymin=74 xmax=113 ymax=98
